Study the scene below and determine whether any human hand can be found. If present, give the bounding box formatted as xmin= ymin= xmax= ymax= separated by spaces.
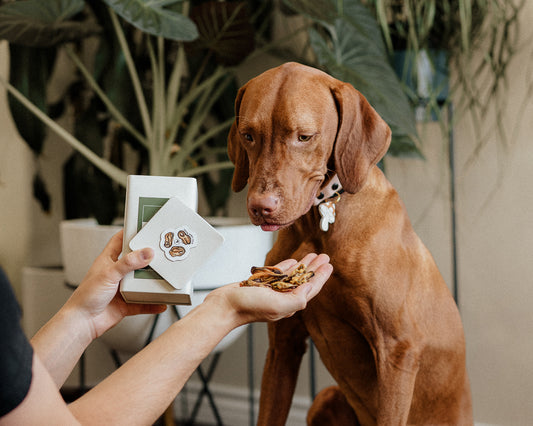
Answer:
xmin=63 ymin=230 xmax=166 ymax=340
xmin=204 ymin=253 xmax=333 ymax=326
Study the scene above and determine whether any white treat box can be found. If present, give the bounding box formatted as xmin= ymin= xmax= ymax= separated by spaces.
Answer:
xmin=120 ymin=175 xmax=210 ymax=305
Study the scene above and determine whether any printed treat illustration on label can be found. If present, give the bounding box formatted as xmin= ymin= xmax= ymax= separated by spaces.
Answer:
xmin=159 ymin=227 xmax=197 ymax=261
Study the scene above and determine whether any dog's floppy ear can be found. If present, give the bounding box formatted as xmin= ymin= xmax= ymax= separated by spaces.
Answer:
xmin=227 ymin=84 xmax=249 ymax=192
xmin=331 ymin=82 xmax=391 ymax=194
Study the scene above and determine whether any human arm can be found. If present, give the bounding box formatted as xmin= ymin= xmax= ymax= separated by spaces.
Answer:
xmin=68 ymin=252 xmax=332 ymax=424
xmin=3 ymin=228 xmax=331 ymax=425
xmin=30 ymin=230 xmax=166 ymax=388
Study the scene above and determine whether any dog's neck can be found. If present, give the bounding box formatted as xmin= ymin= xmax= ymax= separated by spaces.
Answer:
xmin=314 ymin=174 xmax=344 ymax=232
xmin=314 ymin=174 xmax=343 ymax=206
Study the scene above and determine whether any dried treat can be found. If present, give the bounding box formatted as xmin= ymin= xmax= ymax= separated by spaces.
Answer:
xmin=240 ymin=264 xmax=314 ymax=292
xmin=178 ymin=230 xmax=192 ymax=245
xmin=164 ymin=232 xmax=174 ymax=248
xmin=169 ymin=246 xmax=186 ymax=257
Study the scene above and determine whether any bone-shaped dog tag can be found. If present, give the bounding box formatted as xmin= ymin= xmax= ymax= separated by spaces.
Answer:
xmin=318 ymin=200 xmax=336 ymax=232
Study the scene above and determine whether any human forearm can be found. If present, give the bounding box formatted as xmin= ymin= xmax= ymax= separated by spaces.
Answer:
xmin=30 ymin=304 xmax=94 ymax=388
xmin=67 ymin=253 xmax=332 ymax=425
xmin=4 ymin=231 xmax=332 ymax=426
xmin=30 ymin=234 xmax=163 ymax=389
xmin=68 ymin=299 xmax=237 ymax=425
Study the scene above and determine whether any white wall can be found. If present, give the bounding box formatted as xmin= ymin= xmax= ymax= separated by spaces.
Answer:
xmin=450 ymin=4 xmax=533 ymax=419
xmin=0 ymin=41 xmax=72 ymax=298
xmin=0 ymin=42 xmax=33 ymax=298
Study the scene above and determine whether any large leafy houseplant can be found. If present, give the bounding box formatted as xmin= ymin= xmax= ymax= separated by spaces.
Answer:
xmin=282 ymin=0 xmax=524 ymax=155
xmin=2 ymin=0 xmax=523 ymax=222
xmin=279 ymin=0 xmax=421 ymax=156
xmin=8 ymin=0 xmax=518 ymax=225
xmin=0 ymin=0 xmax=258 ymax=222
xmin=0 ymin=0 xmax=428 ymax=224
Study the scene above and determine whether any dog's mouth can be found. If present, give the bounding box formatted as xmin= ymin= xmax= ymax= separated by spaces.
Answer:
xmin=248 ymin=176 xmax=324 ymax=232
xmin=259 ymin=220 xmax=295 ymax=232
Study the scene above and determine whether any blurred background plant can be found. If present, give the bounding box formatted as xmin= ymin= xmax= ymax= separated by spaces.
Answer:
xmin=0 ymin=0 xmax=523 ymax=225
xmin=365 ymin=0 xmax=525 ymax=149
xmin=278 ymin=0 xmax=421 ymax=156
xmin=0 ymin=0 xmax=263 ymax=222
xmin=281 ymin=0 xmax=525 ymax=149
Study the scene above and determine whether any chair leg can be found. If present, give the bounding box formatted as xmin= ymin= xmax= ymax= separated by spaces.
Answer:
xmin=186 ymin=352 xmax=224 ymax=426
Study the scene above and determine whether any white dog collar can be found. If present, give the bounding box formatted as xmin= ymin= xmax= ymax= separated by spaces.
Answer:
xmin=315 ymin=175 xmax=343 ymax=232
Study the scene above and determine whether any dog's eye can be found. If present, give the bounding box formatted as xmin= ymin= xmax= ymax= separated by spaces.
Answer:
xmin=243 ymin=133 xmax=253 ymax=142
xmin=298 ymin=135 xmax=312 ymax=142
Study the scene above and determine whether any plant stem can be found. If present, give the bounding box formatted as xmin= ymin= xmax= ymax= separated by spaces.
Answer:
xmin=64 ymin=46 xmax=148 ymax=148
xmin=109 ymin=8 xmax=153 ymax=142
xmin=179 ymin=112 xmax=232 ymax=163
xmin=166 ymin=44 xmax=185 ymax=125
xmin=166 ymin=66 xmax=227 ymax=153
xmin=157 ymin=36 xmax=166 ymax=174
xmin=459 ymin=0 xmax=472 ymax=53
xmin=0 ymin=75 xmax=128 ymax=186
xmin=146 ymin=37 xmax=162 ymax=175
xmin=177 ymin=161 xmax=234 ymax=178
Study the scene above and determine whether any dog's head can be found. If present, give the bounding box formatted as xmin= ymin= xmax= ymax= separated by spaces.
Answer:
xmin=228 ymin=62 xmax=391 ymax=231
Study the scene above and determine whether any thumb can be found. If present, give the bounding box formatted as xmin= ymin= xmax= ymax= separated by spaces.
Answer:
xmin=109 ymin=248 xmax=154 ymax=282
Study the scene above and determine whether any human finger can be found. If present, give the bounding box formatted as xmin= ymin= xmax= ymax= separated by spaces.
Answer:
xmin=107 ymin=247 xmax=154 ymax=283
xmin=300 ymin=262 xmax=333 ymax=300
xmin=291 ymin=254 xmax=332 ymax=300
xmin=273 ymin=258 xmax=298 ymax=272
xmin=99 ymin=230 xmax=124 ymax=262
xmin=305 ymin=253 xmax=330 ymax=274
xmin=282 ymin=252 xmax=328 ymax=283
xmin=122 ymin=301 xmax=167 ymax=317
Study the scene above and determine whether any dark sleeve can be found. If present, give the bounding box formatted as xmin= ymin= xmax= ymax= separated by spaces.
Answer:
xmin=0 ymin=267 xmax=33 ymax=417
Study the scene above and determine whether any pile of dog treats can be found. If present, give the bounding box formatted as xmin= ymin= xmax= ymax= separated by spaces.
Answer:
xmin=240 ymin=264 xmax=314 ymax=292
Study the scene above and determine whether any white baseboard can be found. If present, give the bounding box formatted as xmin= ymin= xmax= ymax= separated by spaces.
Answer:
xmin=174 ymin=382 xmax=499 ymax=426
xmin=174 ymin=380 xmax=312 ymax=426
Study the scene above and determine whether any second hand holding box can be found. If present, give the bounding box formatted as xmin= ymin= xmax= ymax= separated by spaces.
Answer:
xmin=120 ymin=175 xmax=224 ymax=305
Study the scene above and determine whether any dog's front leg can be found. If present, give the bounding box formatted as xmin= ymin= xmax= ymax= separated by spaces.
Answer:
xmin=374 ymin=337 xmax=421 ymax=425
xmin=257 ymin=314 xmax=309 ymax=426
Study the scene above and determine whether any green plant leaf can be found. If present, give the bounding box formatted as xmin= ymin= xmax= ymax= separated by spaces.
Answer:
xmin=282 ymin=0 xmax=337 ymax=24
xmin=310 ymin=24 xmax=419 ymax=155
xmin=0 ymin=0 xmax=101 ymax=47
xmin=309 ymin=21 xmax=417 ymax=145
xmin=189 ymin=1 xmax=255 ymax=66
xmin=7 ymin=44 xmax=56 ymax=154
xmin=290 ymin=0 xmax=420 ymax=156
xmin=336 ymin=0 xmax=388 ymax=58
xmin=102 ymin=0 xmax=198 ymax=41
xmin=32 ymin=172 xmax=51 ymax=213
xmin=63 ymin=153 xmax=118 ymax=225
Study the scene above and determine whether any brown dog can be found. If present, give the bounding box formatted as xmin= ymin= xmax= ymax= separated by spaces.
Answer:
xmin=228 ymin=62 xmax=472 ymax=425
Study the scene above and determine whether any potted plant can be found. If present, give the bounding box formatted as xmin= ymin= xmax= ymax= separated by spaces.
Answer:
xmin=278 ymin=0 xmax=422 ymax=157
xmin=365 ymin=0 xmax=524 ymax=139
xmin=0 ymin=0 xmax=274 ymax=355
xmin=0 ymin=0 xmax=268 ymax=259
xmin=280 ymin=0 xmax=523 ymax=157
xmin=0 ymin=0 xmax=246 ymax=219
